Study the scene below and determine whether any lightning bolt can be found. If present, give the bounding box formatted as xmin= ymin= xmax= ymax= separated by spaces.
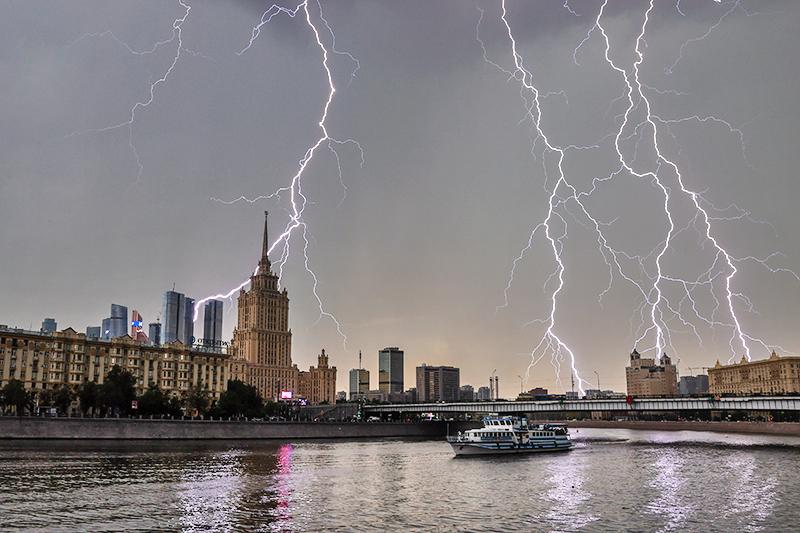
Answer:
xmin=65 ymin=0 xmax=192 ymax=182
xmin=486 ymin=0 xmax=797 ymax=391
xmin=194 ymin=0 xmax=359 ymax=352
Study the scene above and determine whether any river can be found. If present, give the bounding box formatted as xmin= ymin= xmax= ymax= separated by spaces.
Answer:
xmin=1 ymin=428 xmax=799 ymax=532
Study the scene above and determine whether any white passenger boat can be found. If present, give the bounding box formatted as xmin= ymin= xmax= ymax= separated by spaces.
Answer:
xmin=447 ymin=416 xmax=573 ymax=456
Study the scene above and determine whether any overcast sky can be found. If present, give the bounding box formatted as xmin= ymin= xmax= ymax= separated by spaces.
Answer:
xmin=2 ymin=0 xmax=799 ymax=395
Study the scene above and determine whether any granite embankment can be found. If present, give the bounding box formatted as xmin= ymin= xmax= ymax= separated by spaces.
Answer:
xmin=561 ymin=419 xmax=800 ymax=436
xmin=0 ymin=417 xmax=477 ymax=440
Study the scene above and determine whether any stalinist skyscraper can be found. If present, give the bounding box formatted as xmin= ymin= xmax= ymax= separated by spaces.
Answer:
xmin=231 ymin=212 xmax=298 ymax=399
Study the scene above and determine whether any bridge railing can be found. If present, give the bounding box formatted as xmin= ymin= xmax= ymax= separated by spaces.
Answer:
xmin=364 ymin=396 xmax=800 ymax=413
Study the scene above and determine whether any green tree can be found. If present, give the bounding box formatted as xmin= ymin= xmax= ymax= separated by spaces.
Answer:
xmin=37 ymin=388 xmax=54 ymax=408
xmin=217 ymin=379 xmax=263 ymax=418
xmin=185 ymin=384 xmax=210 ymax=417
xmin=138 ymin=383 xmax=168 ymax=417
xmin=53 ymin=385 xmax=75 ymax=415
xmin=99 ymin=365 xmax=137 ymax=416
xmin=77 ymin=381 xmax=99 ymax=416
xmin=2 ymin=380 xmax=32 ymax=415
xmin=166 ymin=395 xmax=184 ymax=418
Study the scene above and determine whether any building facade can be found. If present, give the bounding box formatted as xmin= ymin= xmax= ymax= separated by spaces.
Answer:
xmin=349 ymin=368 xmax=370 ymax=401
xmin=709 ymin=352 xmax=800 ymax=395
xmin=679 ymin=375 xmax=709 ymax=396
xmin=476 ymin=386 xmax=491 ymax=400
xmin=459 ymin=384 xmax=474 ymax=401
xmin=41 ymin=318 xmax=57 ymax=334
xmin=625 ymin=349 xmax=678 ymax=397
xmin=230 ymin=212 xmax=298 ymax=400
xmin=130 ymin=310 xmax=149 ymax=343
xmin=108 ymin=304 xmax=128 ymax=340
xmin=297 ymin=349 xmax=337 ymax=405
xmin=85 ymin=326 xmax=101 ymax=340
xmin=162 ymin=291 xmax=188 ymax=345
xmin=148 ymin=322 xmax=161 ymax=346
xmin=0 ymin=326 xmax=231 ymax=401
xmin=203 ymin=299 xmax=223 ymax=348
xmin=416 ymin=364 xmax=460 ymax=402
xmin=378 ymin=347 xmax=404 ymax=395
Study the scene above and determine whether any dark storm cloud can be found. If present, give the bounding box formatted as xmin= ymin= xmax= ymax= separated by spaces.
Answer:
xmin=2 ymin=0 xmax=799 ymax=394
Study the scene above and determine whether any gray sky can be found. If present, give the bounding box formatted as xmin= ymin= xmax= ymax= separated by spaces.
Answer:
xmin=2 ymin=0 xmax=799 ymax=395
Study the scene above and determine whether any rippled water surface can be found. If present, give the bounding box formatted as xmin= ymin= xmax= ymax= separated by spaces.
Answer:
xmin=1 ymin=429 xmax=799 ymax=532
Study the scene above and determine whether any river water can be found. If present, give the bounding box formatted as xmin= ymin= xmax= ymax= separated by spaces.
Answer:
xmin=1 ymin=428 xmax=799 ymax=532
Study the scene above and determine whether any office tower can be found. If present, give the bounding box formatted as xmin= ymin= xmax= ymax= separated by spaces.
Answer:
xmin=148 ymin=322 xmax=161 ymax=346
xmin=108 ymin=304 xmax=128 ymax=339
xmin=162 ymin=290 xmax=189 ymax=345
xmin=476 ymin=386 xmax=491 ymax=400
xmin=416 ymin=364 xmax=460 ymax=402
xmin=85 ymin=326 xmax=101 ymax=339
xmin=40 ymin=318 xmax=57 ymax=334
xmin=378 ymin=347 xmax=404 ymax=395
xmin=459 ymin=384 xmax=474 ymax=401
xmin=130 ymin=310 xmax=149 ymax=343
xmin=101 ymin=317 xmax=111 ymax=340
xmin=184 ymin=297 xmax=195 ymax=346
xmin=203 ymin=299 xmax=223 ymax=348
xmin=349 ymin=368 xmax=370 ymax=401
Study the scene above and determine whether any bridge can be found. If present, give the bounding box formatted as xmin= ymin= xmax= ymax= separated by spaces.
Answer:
xmin=364 ymin=396 xmax=800 ymax=414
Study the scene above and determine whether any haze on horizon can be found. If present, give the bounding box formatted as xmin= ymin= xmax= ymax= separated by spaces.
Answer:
xmin=2 ymin=0 xmax=800 ymax=396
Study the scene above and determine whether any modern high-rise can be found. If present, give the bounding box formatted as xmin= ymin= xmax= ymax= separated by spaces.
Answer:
xmin=101 ymin=318 xmax=111 ymax=340
xmin=162 ymin=290 xmax=193 ymax=345
xmin=41 ymin=318 xmax=57 ymax=334
xmin=184 ymin=297 xmax=195 ymax=346
xmin=349 ymin=368 xmax=370 ymax=401
xmin=148 ymin=322 xmax=161 ymax=346
xmin=378 ymin=347 xmax=404 ymax=395
xmin=476 ymin=386 xmax=491 ymax=401
xmin=416 ymin=364 xmax=460 ymax=402
xmin=459 ymin=384 xmax=474 ymax=401
xmin=679 ymin=375 xmax=709 ymax=396
xmin=231 ymin=212 xmax=297 ymax=399
xmin=108 ymin=304 xmax=128 ymax=339
xmin=85 ymin=326 xmax=101 ymax=339
xmin=203 ymin=299 xmax=223 ymax=348
xmin=130 ymin=310 xmax=149 ymax=343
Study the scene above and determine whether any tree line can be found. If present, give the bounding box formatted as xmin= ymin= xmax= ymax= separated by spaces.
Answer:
xmin=0 ymin=364 xmax=295 ymax=419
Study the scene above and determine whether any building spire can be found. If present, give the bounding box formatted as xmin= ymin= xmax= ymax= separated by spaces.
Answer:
xmin=260 ymin=210 xmax=271 ymax=269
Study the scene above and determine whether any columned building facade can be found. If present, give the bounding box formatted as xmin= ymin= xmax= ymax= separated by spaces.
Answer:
xmin=231 ymin=212 xmax=298 ymax=400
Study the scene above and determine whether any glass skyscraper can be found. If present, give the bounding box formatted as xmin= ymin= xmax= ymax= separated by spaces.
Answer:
xmin=108 ymin=304 xmax=128 ymax=339
xmin=148 ymin=322 xmax=161 ymax=346
xmin=378 ymin=347 xmax=404 ymax=395
xmin=162 ymin=291 xmax=195 ymax=346
xmin=203 ymin=299 xmax=223 ymax=348
xmin=40 ymin=318 xmax=57 ymax=334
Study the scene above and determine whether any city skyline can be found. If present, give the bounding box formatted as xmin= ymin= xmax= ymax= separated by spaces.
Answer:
xmin=3 ymin=1 xmax=800 ymax=395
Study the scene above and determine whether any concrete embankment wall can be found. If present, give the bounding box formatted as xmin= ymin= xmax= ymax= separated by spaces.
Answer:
xmin=561 ymin=419 xmax=800 ymax=437
xmin=0 ymin=417 xmax=476 ymax=440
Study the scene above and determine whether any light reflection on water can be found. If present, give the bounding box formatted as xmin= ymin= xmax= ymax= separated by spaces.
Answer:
xmin=1 ymin=429 xmax=799 ymax=532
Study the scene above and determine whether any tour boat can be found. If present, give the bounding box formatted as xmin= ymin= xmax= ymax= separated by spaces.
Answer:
xmin=447 ymin=416 xmax=573 ymax=456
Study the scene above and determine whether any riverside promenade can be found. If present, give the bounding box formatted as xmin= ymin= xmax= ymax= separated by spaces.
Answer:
xmin=561 ymin=419 xmax=800 ymax=437
xmin=0 ymin=416 xmax=477 ymax=440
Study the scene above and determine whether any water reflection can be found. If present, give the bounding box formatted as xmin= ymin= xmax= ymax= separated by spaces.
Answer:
xmin=543 ymin=450 xmax=598 ymax=530
xmin=0 ymin=432 xmax=798 ymax=532
xmin=645 ymin=449 xmax=694 ymax=532
xmin=721 ymin=451 xmax=777 ymax=532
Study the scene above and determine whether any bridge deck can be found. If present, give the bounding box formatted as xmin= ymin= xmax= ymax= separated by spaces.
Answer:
xmin=364 ymin=397 xmax=800 ymax=413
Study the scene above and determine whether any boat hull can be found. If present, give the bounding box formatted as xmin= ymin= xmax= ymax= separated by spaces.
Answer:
xmin=449 ymin=441 xmax=573 ymax=456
